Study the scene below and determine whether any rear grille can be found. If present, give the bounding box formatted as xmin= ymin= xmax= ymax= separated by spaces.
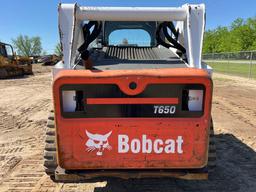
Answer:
xmin=105 ymin=47 xmax=160 ymax=60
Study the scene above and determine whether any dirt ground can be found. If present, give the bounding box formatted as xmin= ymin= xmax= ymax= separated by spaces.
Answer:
xmin=0 ymin=64 xmax=255 ymax=192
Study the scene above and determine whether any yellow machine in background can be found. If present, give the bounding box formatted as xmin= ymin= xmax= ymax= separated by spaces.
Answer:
xmin=0 ymin=42 xmax=33 ymax=78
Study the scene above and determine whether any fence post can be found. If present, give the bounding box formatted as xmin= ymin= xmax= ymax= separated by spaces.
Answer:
xmin=227 ymin=52 xmax=230 ymax=73
xmin=248 ymin=51 xmax=253 ymax=79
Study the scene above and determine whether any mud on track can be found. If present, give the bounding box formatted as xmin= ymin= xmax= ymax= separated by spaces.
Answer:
xmin=0 ymin=65 xmax=255 ymax=192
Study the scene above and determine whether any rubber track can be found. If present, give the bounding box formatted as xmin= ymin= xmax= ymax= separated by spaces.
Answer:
xmin=208 ymin=119 xmax=216 ymax=172
xmin=44 ymin=112 xmax=57 ymax=178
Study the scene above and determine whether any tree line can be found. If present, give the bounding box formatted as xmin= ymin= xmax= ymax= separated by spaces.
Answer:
xmin=203 ymin=17 xmax=256 ymax=53
xmin=12 ymin=16 xmax=256 ymax=57
xmin=12 ymin=35 xmax=61 ymax=57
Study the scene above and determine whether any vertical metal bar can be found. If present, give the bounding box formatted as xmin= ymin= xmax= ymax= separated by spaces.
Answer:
xmin=227 ymin=52 xmax=230 ymax=74
xmin=212 ymin=53 xmax=214 ymax=71
xmin=248 ymin=51 xmax=253 ymax=79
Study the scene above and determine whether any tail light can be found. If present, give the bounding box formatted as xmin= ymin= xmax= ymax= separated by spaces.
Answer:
xmin=182 ymin=89 xmax=204 ymax=112
xmin=188 ymin=90 xmax=204 ymax=111
xmin=62 ymin=90 xmax=76 ymax=112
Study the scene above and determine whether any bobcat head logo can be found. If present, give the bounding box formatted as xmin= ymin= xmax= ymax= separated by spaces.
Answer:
xmin=85 ymin=130 xmax=112 ymax=156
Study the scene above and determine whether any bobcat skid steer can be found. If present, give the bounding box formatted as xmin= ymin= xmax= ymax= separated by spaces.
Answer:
xmin=44 ymin=3 xmax=216 ymax=181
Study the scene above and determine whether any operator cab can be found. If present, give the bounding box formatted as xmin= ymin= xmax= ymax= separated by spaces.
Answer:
xmin=0 ymin=42 xmax=14 ymax=60
xmin=73 ymin=21 xmax=189 ymax=70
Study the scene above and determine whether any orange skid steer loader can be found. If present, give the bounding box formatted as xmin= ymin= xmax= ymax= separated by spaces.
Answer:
xmin=44 ymin=3 xmax=216 ymax=181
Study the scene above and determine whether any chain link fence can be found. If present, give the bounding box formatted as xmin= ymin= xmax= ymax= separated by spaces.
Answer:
xmin=202 ymin=51 xmax=256 ymax=79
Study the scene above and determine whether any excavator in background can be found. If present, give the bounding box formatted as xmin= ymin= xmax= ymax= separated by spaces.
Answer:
xmin=39 ymin=54 xmax=61 ymax=66
xmin=0 ymin=42 xmax=33 ymax=79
